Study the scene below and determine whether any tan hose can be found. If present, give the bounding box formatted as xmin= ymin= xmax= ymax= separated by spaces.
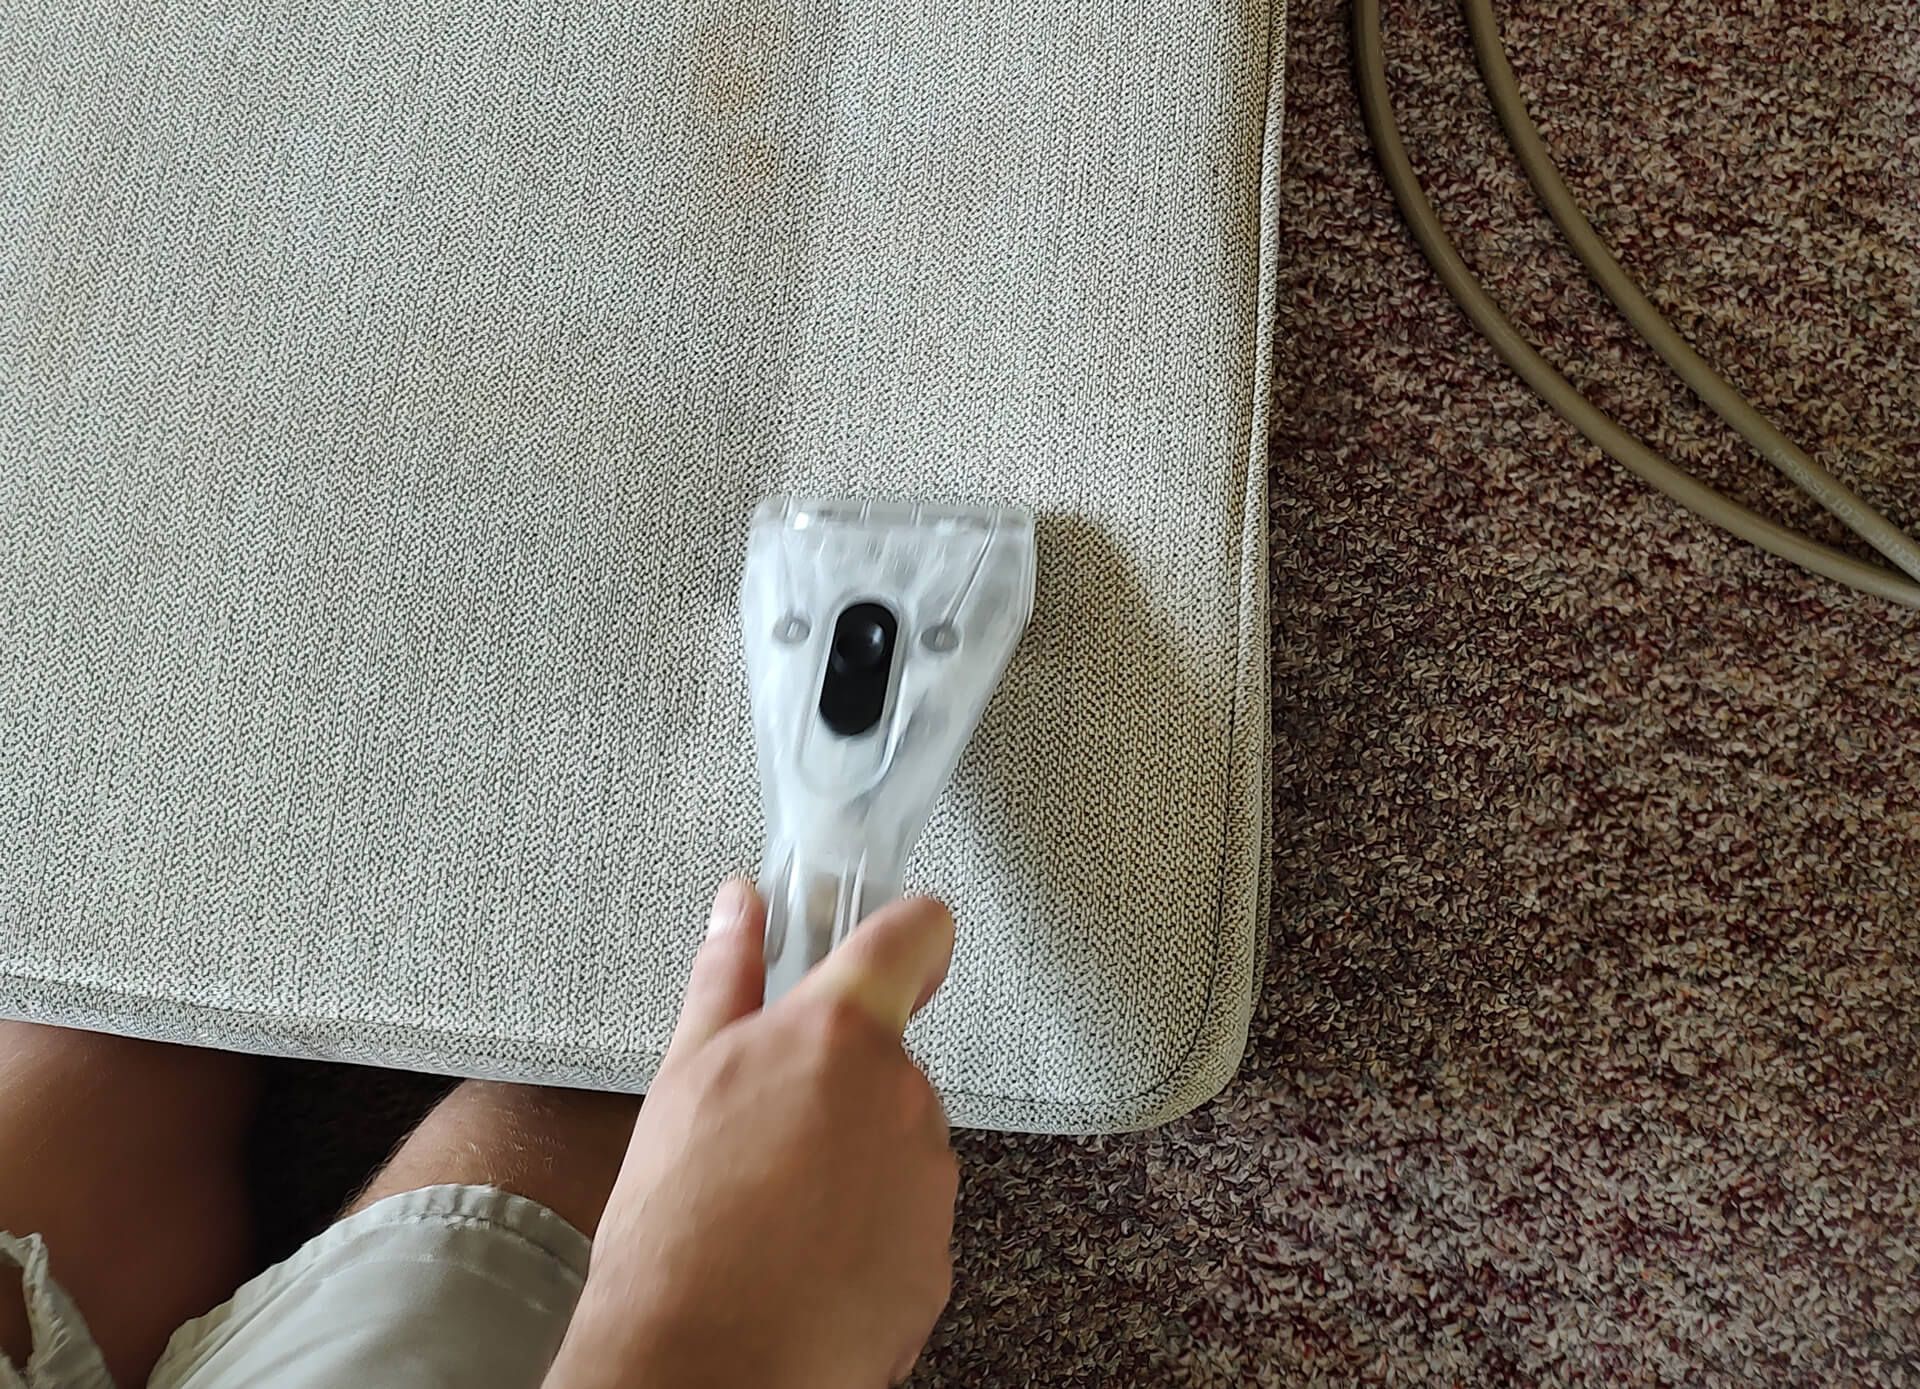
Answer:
xmin=1463 ymin=0 xmax=1920 ymax=586
xmin=1352 ymin=0 xmax=1920 ymax=608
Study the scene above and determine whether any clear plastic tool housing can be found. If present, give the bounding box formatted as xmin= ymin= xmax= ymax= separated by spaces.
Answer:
xmin=741 ymin=496 xmax=1036 ymax=1001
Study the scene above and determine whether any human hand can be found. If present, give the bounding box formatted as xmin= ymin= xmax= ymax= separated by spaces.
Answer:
xmin=545 ymin=881 xmax=959 ymax=1389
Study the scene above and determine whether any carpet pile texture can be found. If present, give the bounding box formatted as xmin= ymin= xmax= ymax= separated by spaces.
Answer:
xmin=254 ymin=1 xmax=1920 ymax=1381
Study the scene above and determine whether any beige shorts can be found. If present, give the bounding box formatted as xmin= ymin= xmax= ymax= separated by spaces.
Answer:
xmin=1 ymin=1185 xmax=589 ymax=1389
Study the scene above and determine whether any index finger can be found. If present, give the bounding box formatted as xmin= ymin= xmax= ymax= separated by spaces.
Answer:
xmin=792 ymin=896 xmax=955 ymax=1035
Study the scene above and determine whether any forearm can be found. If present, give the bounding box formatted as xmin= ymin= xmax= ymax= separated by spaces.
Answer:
xmin=546 ymin=1270 xmax=786 ymax=1389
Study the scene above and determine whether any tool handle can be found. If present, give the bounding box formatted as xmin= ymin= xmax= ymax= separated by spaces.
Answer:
xmin=759 ymin=842 xmax=902 ymax=1003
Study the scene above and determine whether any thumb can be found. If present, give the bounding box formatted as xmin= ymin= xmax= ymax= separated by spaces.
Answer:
xmin=666 ymin=879 xmax=768 ymax=1057
xmin=793 ymin=896 xmax=955 ymax=1036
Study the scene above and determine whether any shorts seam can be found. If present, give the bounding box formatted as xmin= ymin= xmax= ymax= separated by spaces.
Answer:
xmin=150 ymin=1187 xmax=588 ymax=1387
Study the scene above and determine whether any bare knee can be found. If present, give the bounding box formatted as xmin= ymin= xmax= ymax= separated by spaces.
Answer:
xmin=0 ymin=1023 xmax=259 ymax=1132
xmin=350 ymin=1081 xmax=639 ymax=1238
xmin=0 ymin=1024 xmax=261 ymax=1386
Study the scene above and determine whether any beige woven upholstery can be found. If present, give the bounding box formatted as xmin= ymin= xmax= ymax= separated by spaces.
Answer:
xmin=0 ymin=0 xmax=1283 ymax=1132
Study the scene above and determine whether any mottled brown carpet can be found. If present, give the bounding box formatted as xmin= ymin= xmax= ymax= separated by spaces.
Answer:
xmin=252 ymin=1 xmax=1920 ymax=1382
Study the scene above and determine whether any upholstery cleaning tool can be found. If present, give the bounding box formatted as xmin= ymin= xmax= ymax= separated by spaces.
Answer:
xmin=741 ymin=496 xmax=1036 ymax=999
xmin=1355 ymin=0 xmax=1920 ymax=607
